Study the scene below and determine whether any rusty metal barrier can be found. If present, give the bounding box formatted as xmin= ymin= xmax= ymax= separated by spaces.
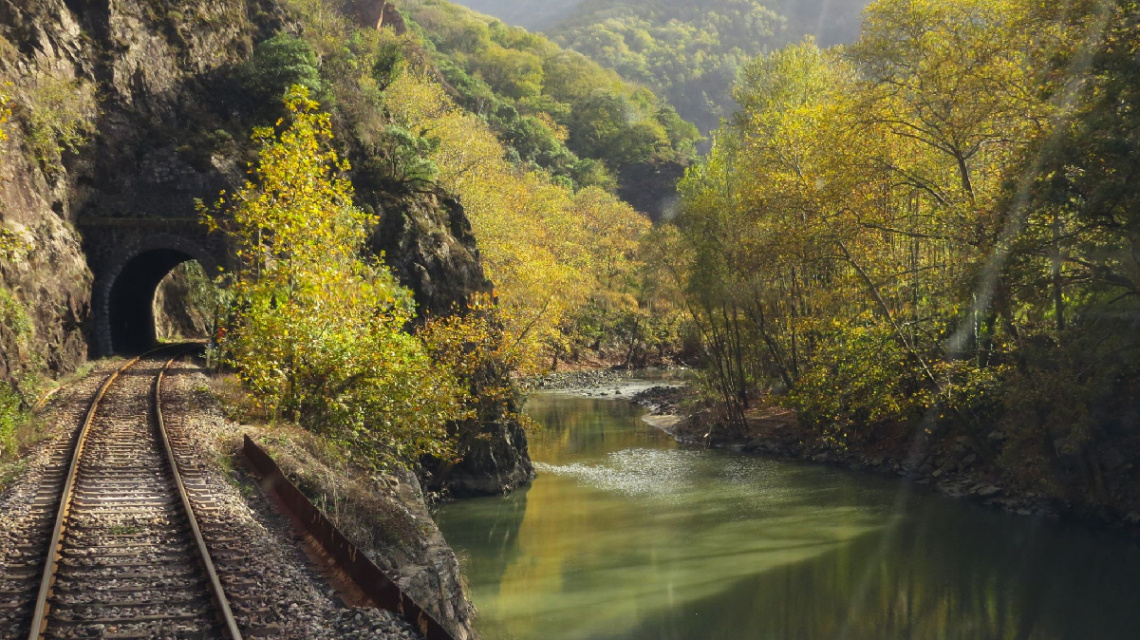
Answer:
xmin=242 ymin=435 xmax=457 ymax=640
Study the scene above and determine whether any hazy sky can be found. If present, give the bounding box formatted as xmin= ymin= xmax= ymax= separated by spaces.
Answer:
xmin=447 ymin=1 xmax=871 ymax=45
xmin=448 ymin=0 xmax=586 ymax=31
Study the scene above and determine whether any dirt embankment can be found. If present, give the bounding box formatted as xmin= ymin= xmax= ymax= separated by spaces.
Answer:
xmin=631 ymin=384 xmax=1140 ymax=542
xmin=200 ymin=368 xmax=476 ymax=640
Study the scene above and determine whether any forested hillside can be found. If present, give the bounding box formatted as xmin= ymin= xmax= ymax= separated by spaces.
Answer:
xmin=452 ymin=0 xmax=871 ymax=135
xmin=550 ymin=0 xmax=871 ymax=135
xmin=402 ymin=0 xmax=700 ymax=216
xmin=663 ymin=0 xmax=1140 ymax=510
xmin=206 ymin=0 xmax=703 ymax=488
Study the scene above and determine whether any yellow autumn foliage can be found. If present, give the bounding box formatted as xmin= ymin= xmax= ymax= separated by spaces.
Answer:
xmin=384 ymin=71 xmax=649 ymax=371
xmin=202 ymin=87 xmax=466 ymax=467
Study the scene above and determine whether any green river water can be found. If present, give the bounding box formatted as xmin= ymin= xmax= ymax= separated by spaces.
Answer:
xmin=436 ymin=389 xmax=1140 ymax=640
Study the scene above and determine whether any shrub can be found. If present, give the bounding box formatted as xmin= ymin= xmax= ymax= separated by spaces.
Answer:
xmin=419 ymin=295 xmax=535 ymax=458
xmin=0 ymin=228 xmax=21 ymax=264
xmin=371 ymin=42 xmax=406 ymax=92
xmin=787 ymin=317 xmax=925 ymax=446
xmin=0 ymin=384 xmax=23 ymax=460
xmin=360 ymin=125 xmax=440 ymax=196
xmin=0 ymin=287 xmax=32 ymax=343
xmin=17 ymin=75 xmax=97 ymax=172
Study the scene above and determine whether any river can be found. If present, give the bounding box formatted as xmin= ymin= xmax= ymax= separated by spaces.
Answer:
xmin=436 ymin=388 xmax=1140 ymax=640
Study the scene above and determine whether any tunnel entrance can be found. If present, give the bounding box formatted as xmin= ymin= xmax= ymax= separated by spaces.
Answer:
xmin=108 ymin=249 xmax=216 ymax=354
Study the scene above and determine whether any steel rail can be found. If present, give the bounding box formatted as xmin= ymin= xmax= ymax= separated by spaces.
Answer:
xmin=153 ymin=349 xmax=243 ymax=640
xmin=25 ymin=346 xmax=241 ymax=640
xmin=25 ymin=351 xmax=149 ymax=640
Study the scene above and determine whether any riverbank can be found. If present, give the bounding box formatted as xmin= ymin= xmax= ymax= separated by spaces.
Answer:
xmin=522 ymin=367 xmax=691 ymax=397
xmin=444 ymin=379 xmax=1140 ymax=639
xmin=627 ymin=383 xmax=1140 ymax=542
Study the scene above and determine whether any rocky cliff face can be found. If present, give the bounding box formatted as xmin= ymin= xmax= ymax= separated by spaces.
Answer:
xmin=426 ymin=411 xmax=535 ymax=498
xmin=154 ymin=262 xmax=214 ymax=340
xmin=0 ymin=2 xmax=91 ymax=392
xmin=0 ymin=0 xmax=519 ymax=632
xmin=0 ymin=0 xmax=279 ymax=392
xmin=0 ymin=128 xmax=89 ymax=390
xmin=364 ymin=187 xmax=492 ymax=318
xmin=366 ymin=188 xmax=537 ymax=498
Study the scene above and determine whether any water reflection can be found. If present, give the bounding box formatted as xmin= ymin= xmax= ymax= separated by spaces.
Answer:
xmin=436 ymin=392 xmax=1140 ymax=640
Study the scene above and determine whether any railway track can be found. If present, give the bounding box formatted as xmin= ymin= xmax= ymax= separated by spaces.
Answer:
xmin=2 ymin=348 xmax=242 ymax=640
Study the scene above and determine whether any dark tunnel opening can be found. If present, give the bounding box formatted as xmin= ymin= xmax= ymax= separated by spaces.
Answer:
xmin=108 ymin=249 xmax=198 ymax=355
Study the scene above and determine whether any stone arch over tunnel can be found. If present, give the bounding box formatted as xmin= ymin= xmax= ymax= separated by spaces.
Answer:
xmin=85 ymin=227 xmax=226 ymax=357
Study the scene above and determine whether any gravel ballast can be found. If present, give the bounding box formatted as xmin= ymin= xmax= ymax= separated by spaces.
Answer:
xmin=0 ymin=356 xmax=423 ymax=640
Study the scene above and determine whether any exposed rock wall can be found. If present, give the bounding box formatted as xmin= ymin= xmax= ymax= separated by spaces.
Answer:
xmin=345 ymin=0 xmax=405 ymax=33
xmin=365 ymin=188 xmax=492 ymax=318
xmin=154 ymin=262 xmax=214 ymax=341
xmin=426 ymin=412 xmax=535 ymax=498
xmin=365 ymin=189 xmax=536 ymax=498
xmin=0 ymin=122 xmax=90 ymax=388
xmin=0 ymin=0 xmax=276 ymax=390
xmin=376 ymin=469 xmax=475 ymax=638
xmin=0 ymin=0 xmax=539 ymax=631
xmin=0 ymin=3 xmax=91 ymax=390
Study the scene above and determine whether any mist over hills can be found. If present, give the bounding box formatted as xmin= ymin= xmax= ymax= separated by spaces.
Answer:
xmin=450 ymin=1 xmax=870 ymax=47
xmin=446 ymin=0 xmax=872 ymax=135
xmin=550 ymin=0 xmax=869 ymax=47
xmin=450 ymin=0 xmax=587 ymax=30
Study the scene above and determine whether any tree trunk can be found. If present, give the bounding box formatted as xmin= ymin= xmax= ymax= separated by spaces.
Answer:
xmin=1052 ymin=213 xmax=1066 ymax=332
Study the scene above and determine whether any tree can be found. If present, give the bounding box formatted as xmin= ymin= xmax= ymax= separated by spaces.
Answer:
xmin=658 ymin=0 xmax=1140 ymax=503
xmin=371 ymin=41 xmax=407 ymax=92
xmin=473 ymin=44 xmax=545 ymax=99
xmin=359 ymin=125 xmax=440 ymax=197
xmin=567 ymin=90 xmax=669 ymax=167
xmin=202 ymin=86 xmax=463 ymax=466
xmin=247 ymin=34 xmax=324 ymax=102
xmin=383 ymin=68 xmax=659 ymax=370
